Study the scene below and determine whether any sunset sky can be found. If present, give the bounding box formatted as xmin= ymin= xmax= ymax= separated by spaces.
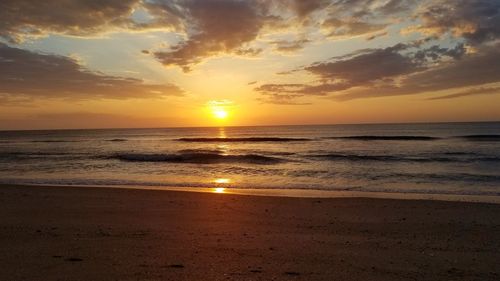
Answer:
xmin=1 ymin=0 xmax=500 ymax=130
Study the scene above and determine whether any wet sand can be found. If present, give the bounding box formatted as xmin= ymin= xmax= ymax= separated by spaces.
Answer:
xmin=0 ymin=184 xmax=499 ymax=280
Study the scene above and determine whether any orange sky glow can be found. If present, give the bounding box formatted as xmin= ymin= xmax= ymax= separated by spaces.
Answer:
xmin=1 ymin=0 xmax=500 ymax=130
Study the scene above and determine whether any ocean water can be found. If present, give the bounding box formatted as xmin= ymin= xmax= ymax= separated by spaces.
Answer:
xmin=0 ymin=122 xmax=499 ymax=196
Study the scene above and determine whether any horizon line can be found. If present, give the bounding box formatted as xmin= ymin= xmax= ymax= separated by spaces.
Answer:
xmin=1 ymin=120 xmax=499 ymax=132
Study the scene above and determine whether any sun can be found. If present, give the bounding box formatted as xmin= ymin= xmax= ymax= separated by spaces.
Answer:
xmin=213 ymin=108 xmax=228 ymax=119
xmin=207 ymin=100 xmax=233 ymax=121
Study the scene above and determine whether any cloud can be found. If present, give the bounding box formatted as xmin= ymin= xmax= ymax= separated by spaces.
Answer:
xmin=0 ymin=0 xmax=139 ymax=42
xmin=255 ymin=40 xmax=495 ymax=102
xmin=365 ymin=31 xmax=388 ymax=41
xmin=253 ymin=1 xmax=500 ymax=104
xmin=152 ymin=0 xmax=269 ymax=72
xmin=271 ymin=39 xmax=310 ymax=53
xmin=0 ymin=0 xmax=421 ymax=72
xmin=257 ymin=93 xmax=312 ymax=105
xmin=306 ymin=44 xmax=421 ymax=84
xmin=150 ymin=0 xmax=419 ymax=71
xmin=288 ymin=0 xmax=329 ymax=18
xmin=0 ymin=0 xmax=189 ymax=43
xmin=408 ymin=0 xmax=500 ymax=44
xmin=0 ymin=43 xmax=183 ymax=103
xmin=319 ymin=0 xmax=418 ymax=39
xmin=334 ymin=43 xmax=500 ymax=100
xmin=322 ymin=18 xmax=387 ymax=39
xmin=3 ymin=0 xmax=498 ymax=104
xmin=428 ymin=86 xmax=500 ymax=100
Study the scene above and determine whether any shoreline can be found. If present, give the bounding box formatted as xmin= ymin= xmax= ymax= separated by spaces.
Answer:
xmin=3 ymin=183 xmax=500 ymax=204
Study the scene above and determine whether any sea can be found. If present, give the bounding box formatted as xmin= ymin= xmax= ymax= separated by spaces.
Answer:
xmin=0 ymin=122 xmax=499 ymax=196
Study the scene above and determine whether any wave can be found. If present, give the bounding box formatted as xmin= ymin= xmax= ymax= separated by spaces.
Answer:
xmin=30 ymin=140 xmax=80 ymax=143
xmin=327 ymin=135 xmax=439 ymax=141
xmin=107 ymin=138 xmax=128 ymax=142
xmin=178 ymin=149 xmax=225 ymax=154
xmin=310 ymin=153 xmax=500 ymax=163
xmin=110 ymin=152 xmax=285 ymax=165
xmin=392 ymin=172 xmax=500 ymax=184
xmin=458 ymin=135 xmax=500 ymax=141
xmin=326 ymin=135 xmax=500 ymax=142
xmin=231 ymin=149 xmax=296 ymax=156
xmin=176 ymin=137 xmax=310 ymax=142
xmin=442 ymin=152 xmax=476 ymax=156
xmin=311 ymin=154 xmax=419 ymax=162
xmin=0 ymin=151 xmax=90 ymax=161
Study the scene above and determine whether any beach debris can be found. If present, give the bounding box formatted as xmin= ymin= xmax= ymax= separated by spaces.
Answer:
xmin=65 ymin=257 xmax=83 ymax=262
xmin=168 ymin=264 xmax=185 ymax=268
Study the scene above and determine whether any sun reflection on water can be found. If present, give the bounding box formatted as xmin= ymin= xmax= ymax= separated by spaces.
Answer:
xmin=218 ymin=127 xmax=226 ymax=138
xmin=212 ymin=178 xmax=231 ymax=194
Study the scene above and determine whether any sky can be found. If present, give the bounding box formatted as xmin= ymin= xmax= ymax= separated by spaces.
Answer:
xmin=0 ymin=0 xmax=500 ymax=130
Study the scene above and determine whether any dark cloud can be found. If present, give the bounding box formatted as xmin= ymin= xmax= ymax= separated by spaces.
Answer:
xmin=0 ymin=0 xmax=188 ymax=43
xmin=335 ymin=43 xmax=500 ymax=100
xmin=0 ymin=0 xmax=421 ymax=72
xmin=271 ymin=39 xmax=310 ymax=53
xmin=306 ymin=44 xmax=420 ymax=84
xmin=2 ymin=0 xmax=498 ymax=102
xmin=234 ymin=47 xmax=263 ymax=56
xmin=0 ymin=0 xmax=139 ymax=42
xmin=411 ymin=0 xmax=500 ymax=44
xmin=322 ymin=18 xmax=387 ymax=39
xmin=289 ymin=0 xmax=329 ymax=18
xmin=256 ymin=83 xmax=314 ymax=94
xmin=320 ymin=0 xmax=417 ymax=39
xmin=0 ymin=43 xmax=183 ymax=102
xmin=366 ymin=31 xmax=388 ymax=41
xmin=256 ymin=41 xmax=484 ymax=101
xmin=149 ymin=0 xmax=419 ymax=71
xmin=153 ymin=0 xmax=269 ymax=72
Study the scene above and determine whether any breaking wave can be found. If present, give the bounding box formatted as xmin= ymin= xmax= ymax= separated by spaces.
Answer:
xmin=309 ymin=153 xmax=500 ymax=163
xmin=110 ymin=152 xmax=286 ymax=165
xmin=30 ymin=140 xmax=81 ymax=143
xmin=458 ymin=135 xmax=500 ymax=141
xmin=176 ymin=137 xmax=310 ymax=142
xmin=327 ymin=135 xmax=440 ymax=141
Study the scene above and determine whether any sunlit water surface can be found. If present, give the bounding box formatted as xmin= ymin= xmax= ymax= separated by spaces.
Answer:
xmin=1 ymin=122 xmax=499 ymax=196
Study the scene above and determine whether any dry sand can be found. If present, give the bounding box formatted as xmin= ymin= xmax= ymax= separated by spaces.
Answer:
xmin=0 ymin=184 xmax=499 ymax=281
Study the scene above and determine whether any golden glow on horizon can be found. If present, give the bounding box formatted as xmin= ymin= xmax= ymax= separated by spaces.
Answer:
xmin=3 ymin=1 xmax=500 ymax=132
xmin=213 ymin=108 xmax=228 ymax=119
xmin=207 ymin=100 xmax=233 ymax=122
xmin=213 ymin=178 xmax=230 ymax=193
xmin=214 ymin=178 xmax=231 ymax=184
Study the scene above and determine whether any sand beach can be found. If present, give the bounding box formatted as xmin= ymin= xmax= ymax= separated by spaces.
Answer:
xmin=1 ymin=184 xmax=499 ymax=280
